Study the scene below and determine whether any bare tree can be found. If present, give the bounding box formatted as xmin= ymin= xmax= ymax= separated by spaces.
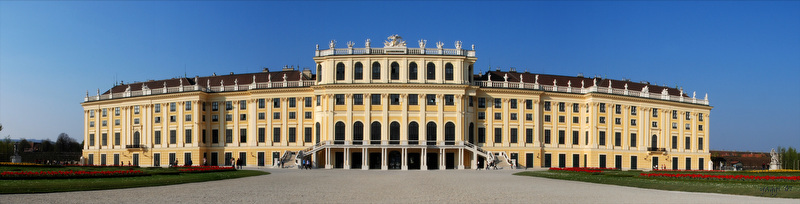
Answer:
xmin=55 ymin=133 xmax=80 ymax=152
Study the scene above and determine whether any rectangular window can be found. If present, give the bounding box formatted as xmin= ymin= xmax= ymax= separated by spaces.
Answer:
xmin=494 ymin=128 xmax=502 ymax=143
xmin=154 ymin=105 xmax=161 ymax=113
xmin=615 ymin=104 xmax=621 ymax=114
xmin=169 ymin=103 xmax=176 ymax=112
xmin=288 ymin=127 xmax=296 ymax=143
xmin=572 ymin=131 xmax=579 ymax=145
xmin=698 ymin=137 xmax=704 ymax=150
xmin=225 ymin=114 xmax=232 ymax=121
xmin=698 ymin=125 xmax=703 ymax=131
xmin=544 ymin=129 xmax=551 ymax=144
xmin=558 ymin=130 xmax=565 ymax=145
xmin=478 ymin=127 xmax=486 ymax=143
xmin=525 ymin=99 xmax=533 ymax=109
xmin=235 ymin=100 xmax=244 ymax=110
xmin=240 ymin=114 xmax=247 ymax=120
xmin=114 ymin=132 xmax=120 ymax=146
xmin=599 ymin=116 xmax=605 ymax=124
xmin=353 ymin=94 xmax=363 ymax=105
xmin=685 ymin=137 xmax=691 ymax=150
xmin=672 ymin=122 xmax=677 ymax=129
xmin=305 ymin=112 xmax=312 ymax=119
xmin=240 ymin=129 xmax=247 ymax=143
xmin=212 ymin=129 xmax=219 ymax=143
xmin=89 ymin=134 xmax=95 ymax=146
xmin=685 ymin=112 xmax=691 ymax=120
xmin=316 ymin=95 xmax=321 ymax=106
xmin=685 ymin=123 xmax=690 ymax=130
xmin=478 ymin=98 xmax=486 ymax=108
xmin=115 ymin=107 xmax=120 ymax=116
xmin=526 ymin=114 xmax=533 ymax=121
xmin=304 ymin=127 xmax=312 ymax=143
xmin=273 ymin=98 xmax=280 ymax=108
xmin=544 ymin=115 xmax=551 ymax=122
xmin=426 ymin=94 xmax=436 ymax=105
xmin=572 ymin=117 xmax=579 ymax=124
xmin=572 ymin=103 xmax=579 ymax=112
xmin=273 ymin=128 xmax=281 ymax=142
xmin=652 ymin=108 xmax=658 ymax=117
xmin=652 ymin=121 xmax=657 ymax=128
xmin=630 ymin=133 xmax=637 ymax=147
xmin=493 ymin=98 xmax=501 ymax=108
xmin=288 ymin=98 xmax=296 ymax=108
xmin=510 ymin=99 xmax=517 ymax=109
xmin=90 ymin=110 xmax=95 ymax=118
xmin=672 ymin=110 xmax=678 ymax=119
xmin=672 ymin=136 xmax=678 ymax=149
xmin=202 ymin=129 xmax=206 ymax=143
xmin=477 ymin=112 xmax=485 ymax=120
xmin=391 ymin=94 xmax=402 ymax=105
xmin=558 ymin=116 xmax=565 ymax=123
xmin=614 ymin=118 xmax=621 ymax=125
xmin=185 ymin=129 xmax=192 ymax=144
xmin=90 ymin=121 xmax=95 ymax=127
xmin=599 ymin=103 xmax=606 ymax=113
xmin=372 ymin=94 xmax=382 ymax=105
xmin=211 ymin=115 xmax=218 ymax=122
xmin=699 ymin=113 xmax=704 ymax=121
xmin=101 ymin=133 xmax=107 ymax=146
xmin=258 ymin=113 xmax=265 ymax=120
xmin=258 ymin=99 xmax=265 ymax=109
xmin=444 ymin=95 xmax=454 ymax=106
xmin=273 ymin=112 xmax=280 ymax=120
xmin=154 ymin=131 xmax=161 ymax=144
xmin=258 ymin=128 xmax=265 ymax=143
xmin=102 ymin=108 xmax=108 ymax=117
xmin=169 ymin=116 xmax=176 ymax=123
xmin=408 ymin=94 xmax=418 ymax=105
xmin=510 ymin=128 xmax=518 ymax=143
xmin=115 ymin=119 xmax=120 ymax=126
xmin=614 ymin=132 xmax=621 ymax=147
xmin=134 ymin=106 xmax=140 ymax=114
xmin=225 ymin=129 xmax=233 ymax=143
xmin=558 ymin=102 xmax=565 ymax=112
xmin=288 ymin=112 xmax=296 ymax=119
xmin=185 ymin=114 xmax=192 ymax=122
xmin=185 ymin=101 xmax=192 ymax=111
xmin=469 ymin=96 xmax=474 ymax=107
xmin=510 ymin=113 xmax=517 ymax=120
xmin=211 ymin=102 xmax=218 ymax=111
xmin=102 ymin=120 xmax=107 ymax=126
xmin=169 ymin=130 xmax=176 ymax=144
xmin=526 ymin=128 xmax=533 ymax=144
xmin=631 ymin=119 xmax=637 ymax=126
xmin=598 ymin=131 xmax=606 ymax=146
xmin=494 ymin=112 xmax=501 ymax=120
xmin=304 ymin=97 xmax=312 ymax=107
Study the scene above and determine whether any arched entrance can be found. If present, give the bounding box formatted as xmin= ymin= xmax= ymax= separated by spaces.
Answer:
xmin=388 ymin=151 xmax=401 ymax=169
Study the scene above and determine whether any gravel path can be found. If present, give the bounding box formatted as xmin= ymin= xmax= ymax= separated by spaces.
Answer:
xmin=1 ymin=168 xmax=796 ymax=203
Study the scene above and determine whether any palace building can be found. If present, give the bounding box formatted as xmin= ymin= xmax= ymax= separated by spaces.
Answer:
xmin=82 ymin=35 xmax=712 ymax=170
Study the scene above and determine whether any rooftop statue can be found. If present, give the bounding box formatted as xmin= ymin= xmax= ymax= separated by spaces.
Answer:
xmin=455 ymin=41 xmax=462 ymax=49
xmin=365 ymin=39 xmax=371 ymax=48
xmin=329 ymin=40 xmax=336 ymax=49
xmin=436 ymin=41 xmax=444 ymax=49
xmin=418 ymin=39 xmax=426 ymax=48
xmin=384 ymin=34 xmax=406 ymax=48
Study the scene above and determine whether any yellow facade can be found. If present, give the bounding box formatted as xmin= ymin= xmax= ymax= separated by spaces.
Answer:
xmin=82 ymin=36 xmax=711 ymax=170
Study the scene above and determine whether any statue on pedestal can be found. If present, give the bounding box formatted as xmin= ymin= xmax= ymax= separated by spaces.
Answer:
xmin=770 ymin=148 xmax=781 ymax=170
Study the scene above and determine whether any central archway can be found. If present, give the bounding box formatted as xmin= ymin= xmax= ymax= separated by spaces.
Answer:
xmin=389 ymin=151 xmax=401 ymax=169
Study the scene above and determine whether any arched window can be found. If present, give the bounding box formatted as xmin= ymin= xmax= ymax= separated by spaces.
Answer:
xmin=390 ymin=62 xmax=399 ymax=80
xmin=354 ymin=62 xmax=363 ymax=80
xmin=408 ymin=122 xmax=419 ymax=145
xmin=133 ymin=131 xmax=140 ymax=145
xmin=409 ymin=62 xmax=418 ymax=80
xmin=316 ymin=64 xmax=322 ymax=82
xmin=468 ymin=123 xmax=474 ymax=144
xmin=426 ymin=62 xmax=436 ymax=80
xmin=445 ymin=63 xmax=454 ymax=81
xmin=426 ymin=122 xmax=437 ymax=145
xmin=651 ymin=135 xmax=658 ymax=149
xmin=390 ymin=121 xmax=400 ymax=144
xmin=315 ymin=123 xmax=320 ymax=144
xmin=372 ymin=62 xmax=381 ymax=80
xmin=336 ymin=62 xmax=345 ymax=81
xmin=335 ymin=122 xmax=345 ymax=144
xmin=353 ymin=121 xmax=364 ymax=145
xmin=445 ymin=122 xmax=455 ymax=145
xmin=371 ymin=121 xmax=381 ymax=144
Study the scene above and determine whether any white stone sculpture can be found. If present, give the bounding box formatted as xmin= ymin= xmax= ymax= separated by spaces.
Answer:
xmin=455 ymin=41 xmax=462 ymax=49
xmin=535 ymin=75 xmax=539 ymax=84
xmin=283 ymin=73 xmax=287 ymax=81
xmin=419 ymin=39 xmax=426 ymax=48
xmin=329 ymin=40 xmax=336 ymax=49
xmin=770 ymin=148 xmax=781 ymax=170
xmin=436 ymin=41 xmax=444 ymax=49
xmin=347 ymin=41 xmax=354 ymax=48
xmin=365 ymin=39 xmax=371 ymax=48
xmin=503 ymin=73 xmax=508 ymax=82
xmin=472 ymin=44 xmax=475 ymax=50
xmin=384 ymin=34 xmax=406 ymax=48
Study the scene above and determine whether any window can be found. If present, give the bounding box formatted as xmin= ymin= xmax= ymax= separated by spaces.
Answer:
xmin=240 ymin=129 xmax=247 ymax=143
xmin=544 ymin=129 xmax=551 ymax=144
xmin=510 ymin=128 xmax=518 ymax=143
xmin=185 ymin=114 xmax=192 ymax=122
xmin=90 ymin=110 xmax=95 ymax=118
xmin=354 ymin=62 xmax=363 ymax=80
xmin=685 ymin=137 xmax=691 ymax=150
xmin=302 ymin=97 xmax=311 ymax=108
xmin=390 ymin=62 xmax=399 ymax=80
xmin=257 ymin=128 xmax=265 ymax=143
xmin=273 ymin=112 xmax=280 ymax=119
xmin=510 ymin=99 xmax=517 ymax=109
xmin=631 ymin=119 xmax=637 ymax=126
xmin=599 ymin=116 xmax=605 ymax=124
xmin=169 ymin=116 xmax=176 ymax=123
xmin=102 ymin=120 xmax=107 ymax=127
xmin=599 ymin=103 xmax=606 ymax=113
xmin=273 ymin=98 xmax=280 ymax=108
xmin=258 ymin=113 xmax=265 ymax=120
xmin=630 ymin=133 xmax=637 ymax=147
xmin=672 ymin=110 xmax=677 ymax=119
xmin=699 ymin=113 xmax=704 ymax=121
xmin=372 ymin=62 xmax=381 ymax=80
xmin=598 ymin=131 xmax=606 ymax=146
xmin=288 ymin=98 xmax=296 ymax=108
xmin=336 ymin=62 xmax=345 ymax=80
xmin=614 ymin=118 xmax=621 ymax=125
xmin=494 ymin=113 xmax=502 ymax=120
xmin=558 ymin=116 xmax=565 ymax=123
xmin=101 ymin=133 xmax=108 ymax=146
xmin=211 ymin=102 xmax=218 ymax=111
xmin=391 ymin=94 xmax=401 ymax=105
xmin=426 ymin=62 xmax=435 ymax=80
xmin=225 ymin=114 xmax=232 ymax=121
xmin=614 ymin=132 xmax=621 ymax=146
xmin=90 ymin=121 xmax=95 ymax=127
xmin=185 ymin=129 xmax=192 ymax=143
xmin=558 ymin=130 xmax=565 ymax=145
xmin=444 ymin=95 xmax=454 ymax=105
xmin=408 ymin=62 xmax=418 ymax=80
xmin=652 ymin=108 xmax=658 ymax=117
xmin=115 ymin=119 xmax=120 ymax=126
xmin=572 ymin=117 xmax=579 ymax=124
xmin=225 ymin=129 xmax=233 ymax=143
xmin=202 ymin=129 xmax=206 ymax=143
xmin=698 ymin=125 xmax=703 ymax=131
xmin=183 ymin=101 xmax=191 ymax=111
xmin=350 ymin=94 xmax=362 ymax=105
xmin=494 ymin=98 xmax=502 ymax=108
xmin=335 ymin=94 xmax=345 ymax=105
xmin=258 ymin=99 xmax=265 ymax=109
xmin=494 ymin=128 xmax=502 ymax=143
xmin=102 ymin=108 xmax=108 ymax=117
xmin=510 ymin=113 xmax=517 ymax=120
xmin=468 ymin=96 xmax=474 ymax=107
xmin=134 ymin=106 xmax=140 ymax=114
xmin=240 ymin=114 xmax=247 ymax=120
xmin=211 ymin=115 xmax=218 ymax=122
xmin=478 ymin=112 xmax=485 ymax=120
xmin=225 ymin=101 xmax=232 ymax=110
xmin=685 ymin=112 xmax=691 ymax=120
xmin=525 ymin=99 xmax=533 ymax=109
xmin=445 ymin=63 xmax=453 ymax=81
xmin=372 ymin=94 xmax=381 ymax=105
xmin=115 ymin=107 xmax=120 ymax=116
xmin=558 ymin=102 xmax=565 ymax=112
xmin=526 ymin=114 xmax=533 ymax=121
xmin=672 ymin=136 xmax=678 ymax=149
xmin=288 ymin=112 xmax=296 ymax=119
xmin=304 ymin=127 xmax=312 ymax=143
xmin=89 ymin=134 xmax=95 ymax=146
xmin=477 ymin=127 xmax=486 ymax=143
xmin=408 ymin=94 xmax=418 ymax=105
xmin=629 ymin=106 xmax=637 ymax=115
xmin=169 ymin=130 xmax=176 ymax=144
xmin=211 ymin=129 xmax=219 ymax=143
xmin=572 ymin=131 xmax=579 ymax=145
xmin=316 ymin=95 xmax=321 ymax=106
xmin=526 ymin=128 xmax=533 ymax=144
xmin=614 ymin=104 xmax=621 ymax=114
xmin=544 ymin=115 xmax=551 ymax=122
xmin=652 ymin=121 xmax=657 ymax=128
xmin=698 ymin=137 xmax=704 ymax=150
xmin=585 ymin=131 xmax=589 ymax=145
xmin=572 ymin=103 xmax=579 ymax=112
xmin=478 ymin=98 xmax=486 ymax=108
xmin=544 ymin=101 xmax=551 ymax=111
xmin=305 ymin=112 xmax=312 ymax=119
xmin=685 ymin=123 xmax=690 ymax=130
xmin=273 ymin=128 xmax=281 ymax=142
xmin=426 ymin=94 xmax=436 ymax=105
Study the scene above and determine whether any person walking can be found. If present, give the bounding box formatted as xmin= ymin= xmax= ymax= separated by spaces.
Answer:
xmin=231 ymin=158 xmax=236 ymax=168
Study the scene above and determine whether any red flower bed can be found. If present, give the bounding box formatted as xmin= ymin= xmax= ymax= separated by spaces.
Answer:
xmin=640 ymin=173 xmax=800 ymax=181
xmin=1 ymin=170 xmax=146 ymax=179
xmin=652 ymin=169 xmax=724 ymax=172
xmin=549 ymin=167 xmax=616 ymax=173
xmin=178 ymin=166 xmax=235 ymax=173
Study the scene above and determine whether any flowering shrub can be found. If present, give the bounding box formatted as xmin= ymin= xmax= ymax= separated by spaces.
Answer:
xmin=178 ymin=166 xmax=235 ymax=173
xmin=640 ymin=173 xmax=800 ymax=181
xmin=749 ymin=169 xmax=800 ymax=173
xmin=0 ymin=162 xmax=43 ymax=167
xmin=549 ymin=167 xmax=616 ymax=173
xmin=1 ymin=170 xmax=146 ymax=179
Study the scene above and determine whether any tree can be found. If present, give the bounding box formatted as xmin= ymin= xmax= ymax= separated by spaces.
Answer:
xmin=779 ymin=146 xmax=799 ymax=170
xmin=18 ymin=138 xmax=31 ymax=153
xmin=40 ymin=139 xmax=55 ymax=152
xmin=55 ymin=133 xmax=80 ymax=152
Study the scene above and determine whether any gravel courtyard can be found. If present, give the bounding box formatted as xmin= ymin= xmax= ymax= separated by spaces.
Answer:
xmin=1 ymin=168 xmax=796 ymax=203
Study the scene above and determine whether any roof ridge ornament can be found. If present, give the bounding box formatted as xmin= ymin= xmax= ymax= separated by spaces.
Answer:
xmin=384 ymin=34 xmax=406 ymax=48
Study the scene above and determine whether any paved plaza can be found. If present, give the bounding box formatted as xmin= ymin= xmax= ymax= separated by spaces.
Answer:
xmin=1 ymin=168 xmax=796 ymax=203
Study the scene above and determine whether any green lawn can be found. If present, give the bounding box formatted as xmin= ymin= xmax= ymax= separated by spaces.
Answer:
xmin=0 ymin=166 xmax=269 ymax=194
xmin=514 ymin=170 xmax=800 ymax=198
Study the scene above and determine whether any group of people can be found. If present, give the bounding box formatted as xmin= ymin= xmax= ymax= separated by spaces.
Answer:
xmin=230 ymin=158 xmax=244 ymax=169
xmin=299 ymin=159 xmax=312 ymax=169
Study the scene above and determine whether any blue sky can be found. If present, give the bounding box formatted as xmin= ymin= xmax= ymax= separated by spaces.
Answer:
xmin=0 ymin=1 xmax=798 ymax=152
